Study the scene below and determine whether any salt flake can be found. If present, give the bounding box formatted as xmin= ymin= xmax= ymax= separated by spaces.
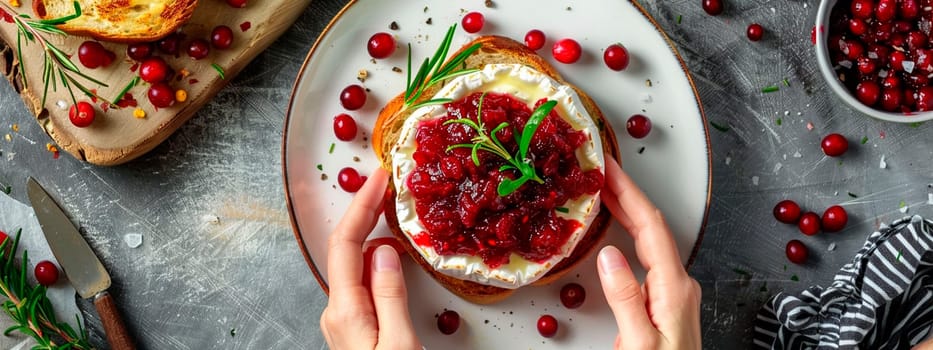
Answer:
xmin=124 ymin=233 xmax=143 ymax=248
xmin=773 ymin=162 xmax=783 ymax=173
xmin=904 ymin=61 xmax=916 ymax=73
xmin=752 ymin=176 xmax=759 ymax=186
xmin=928 ymin=193 xmax=933 ymax=205
xmin=828 ymin=243 xmax=837 ymax=251
xmin=202 ymin=215 xmax=221 ymax=224
xmin=56 ymin=100 xmax=67 ymax=110
xmin=879 ymin=155 xmax=887 ymax=169
xmin=725 ymin=156 xmax=732 ymax=166
xmin=793 ymin=151 xmax=802 ymax=158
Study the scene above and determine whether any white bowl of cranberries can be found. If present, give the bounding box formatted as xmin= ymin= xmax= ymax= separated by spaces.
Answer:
xmin=816 ymin=0 xmax=933 ymax=122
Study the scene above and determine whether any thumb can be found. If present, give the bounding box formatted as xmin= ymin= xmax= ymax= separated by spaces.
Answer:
xmin=597 ymin=245 xmax=658 ymax=347
xmin=370 ymin=245 xmax=420 ymax=349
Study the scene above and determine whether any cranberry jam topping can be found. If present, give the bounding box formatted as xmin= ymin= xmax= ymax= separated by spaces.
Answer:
xmin=408 ymin=92 xmax=602 ymax=268
xmin=391 ymin=64 xmax=605 ymax=289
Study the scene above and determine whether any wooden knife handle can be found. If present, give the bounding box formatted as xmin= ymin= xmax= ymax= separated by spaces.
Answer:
xmin=93 ymin=291 xmax=137 ymax=350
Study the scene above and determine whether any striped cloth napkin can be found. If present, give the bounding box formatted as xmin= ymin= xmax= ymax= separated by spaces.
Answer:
xmin=754 ymin=215 xmax=933 ymax=349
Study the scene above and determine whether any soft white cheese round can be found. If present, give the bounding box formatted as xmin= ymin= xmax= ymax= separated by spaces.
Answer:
xmin=391 ymin=64 xmax=605 ymax=289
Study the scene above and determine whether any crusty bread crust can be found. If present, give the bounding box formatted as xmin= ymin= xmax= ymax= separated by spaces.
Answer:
xmin=376 ymin=35 xmax=621 ymax=304
xmin=34 ymin=0 xmax=198 ymax=43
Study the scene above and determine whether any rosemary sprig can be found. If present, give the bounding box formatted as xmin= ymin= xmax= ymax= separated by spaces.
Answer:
xmin=0 ymin=1 xmax=116 ymax=108
xmin=0 ymin=229 xmax=90 ymax=349
xmin=403 ymin=24 xmax=481 ymax=111
xmin=445 ymin=93 xmax=558 ymax=196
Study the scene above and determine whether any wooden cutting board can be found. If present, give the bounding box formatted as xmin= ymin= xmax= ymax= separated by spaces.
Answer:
xmin=0 ymin=0 xmax=311 ymax=165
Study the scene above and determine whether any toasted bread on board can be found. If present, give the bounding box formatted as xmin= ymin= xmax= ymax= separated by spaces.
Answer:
xmin=34 ymin=0 xmax=198 ymax=42
xmin=375 ymin=35 xmax=621 ymax=304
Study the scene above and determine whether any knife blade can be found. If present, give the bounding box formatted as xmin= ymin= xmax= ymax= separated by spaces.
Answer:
xmin=27 ymin=177 xmax=136 ymax=350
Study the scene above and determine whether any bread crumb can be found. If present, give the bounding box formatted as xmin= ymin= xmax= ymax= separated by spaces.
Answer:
xmin=133 ymin=108 xmax=146 ymax=119
xmin=426 ymin=17 xmax=432 ymax=25
xmin=392 ymin=66 xmax=403 ymax=73
xmin=485 ymin=0 xmax=494 ymax=7
xmin=357 ymin=69 xmax=368 ymax=83
xmin=10 ymin=124 xmax=17 ymax=132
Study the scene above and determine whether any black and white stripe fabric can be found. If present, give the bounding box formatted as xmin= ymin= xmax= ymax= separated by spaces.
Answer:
xmin=754 ymin=215 xmax=933 ymax=349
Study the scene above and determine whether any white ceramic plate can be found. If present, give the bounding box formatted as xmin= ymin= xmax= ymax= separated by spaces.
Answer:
xmin=283 ymin=0 xmax=711 ymax=348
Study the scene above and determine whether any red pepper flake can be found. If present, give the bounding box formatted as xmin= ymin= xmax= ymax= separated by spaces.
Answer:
xmin=129 ymin=63 xmax=139 ymax=72
xmin=188 ymin=78 xmax=199 ymax=85
xmin=0 ymin=8 xmax=12 ymax=23
xmin=99 ymin=102 xmax=110 ymax=112
xmin=116 ymin=93 xmax=138 ymax=108
xmin=53 ymin=151 xmax=60 ymax=159
xmin=240 ymin=21 xmax=251 ymax=32
xmin=90 ymin=90 xmax=98 ymax=103
xmin=880 ymin=130 xmax=886 ymax=139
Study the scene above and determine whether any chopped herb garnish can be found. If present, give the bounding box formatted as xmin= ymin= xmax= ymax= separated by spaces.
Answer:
xmin=896 ymin=251 xmax=902 ymax=262
xmin=910 ymin=122 xmax=923 ymax=128
xmin=776 ymin=118 xmax=782 ymax=126
xmin=211 ymin=63 xmax=226 ymax=80
xmin=113 ymin=76 xmax=139 ymax=104
xmin=676 ymin=15 xmax=682 ymax=24
xmin=761 ymin=85 xmax=780 ymax=93
xmin=861 ymin=136 xmax=869 ymax=144
xmin=710 ymin=121 xmax=730 ymax=132
xmin=230 ymin=328 xmax=236 ymax=337
xmin=1 ymin=185 xmax=10 ymax=195
xmin=790 ymin=274 xmax=799 ymax=282
xmin=403 ymin=25 xmax=480 ymax=111
xmin=899 ymin=200 xmax=907 ymax=208
xmin=782 ymin=78 xmax=790 ymax=87
xmin=328 ymin=143 xmax=335 ymax=154
xmin=783 ymin=264 xmax=787 ymax=271
xmin=316 ymin=164 xmax=323 ymax=171
xmin=555 ymin=207 xmax=569 ymax=213
xmin=848 ymin=192 xmax=858 ymax=198
xmin=638 ymin=146 xmax=646 ymax=154
xmin=732 ymin=268 xmax=750 ymax=276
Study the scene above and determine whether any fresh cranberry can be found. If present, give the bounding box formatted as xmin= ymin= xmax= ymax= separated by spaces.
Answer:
xmin=68 ymin=102 xmax=95 ymax=127
xmin=126 ymin=43 xmax=153 ymax=61
xmin=187 ymin=39 xmax=210 ymax=60
xmin=889 ymin=50 xmax=907 ymax=71
xmin=894 ymin=20 xmax=913 ymax=33
xmin=157 ymin=33 xmax=182 ymax=55
xmin=747 ymin=23 xmax=764 ymax=41
xmin=525 ymin=29 xmax=546 ymax=50
xmin=77 ymin=41 xmax=115 ymax=69
xmin=849 ymin=18 xmax=869 ymax=35
xmin=822 ymin=205 xmax=848 ymax=232
xmin=907 ymin=31 xmax=927 ymax=51
xmin=702 ymin=0 xmax=723 ymax=15
xmin=211 ymin=25 xmax=234 ymax=49
xmin=851 ymin=0 xmax=874 ymax=19
xmin=338 ymin=167 xmax=364 ymax=193
xmin=843 ymin=40 xmax=864 ymax=61
xmin=603 ymin=44 xmax=630 ymax=71
xmin=226 ymin=0 xmax=247 ymax=8
xmin=461 ymin=12 xmax=484 ymax=33
xmin=437 ymin=310 xmax=460 ymax=335
xmin=367 ymin=32 xmax=396 ymax=59
xmin=626 ymin=114 xmax=651 ymax=139
xmin=773 ymin=200 xmax=801 ymax=224
xmin=147 ymin=83 xmax=175 ymax=108
xmin=857 ymin=57 xmax=877 ymax=75
xmin=900 ymin=0 xmax=920 ymax=19
xmin=880 ymin=87 xmax=903 ymax=111
xmin=855 ymin=81 xmax=881 ymax=106
xmin=876 ymin=0 xmax=897 ymax=22
xmin=333 ymin=113 xmax=357 ymax=141
xmin=882 ymin=75 xmax=901 ymax=89
xmin=798 ymin=212 xmax=821 ymax=236
xmin=34 ymin=260 xmax=59 ymax=286
xmin=552 ymin=38 xmax=582 ymax=64
xmin=537 ymin=315 xmax=559 ymax=338
xmin=917 ymin=86 xmax=933 ymax=111
xmin=339 ymin=85 xmax=366 ymax=110
xmin=785 ymin=240 xmax=809 ymax=264
xmin=139 ymin=57 xmax=170 ymax=83
xmin=821 ymin=133 xmax=849 ymax=157
xmin=560 ymin=283 xmax=586 ymax=309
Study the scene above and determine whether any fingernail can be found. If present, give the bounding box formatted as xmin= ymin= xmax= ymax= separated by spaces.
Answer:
xmin=373 ymin=245 xmax=401 ymax=272
xmin=598 ymin=246 xmax=626 ymax=274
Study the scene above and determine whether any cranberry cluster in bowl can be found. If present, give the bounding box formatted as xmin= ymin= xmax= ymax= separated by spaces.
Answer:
xmin=816 ymin=0 xmax=933 ymax=122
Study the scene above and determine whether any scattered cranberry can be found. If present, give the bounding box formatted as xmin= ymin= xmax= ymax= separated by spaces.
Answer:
xmin=855 ymin=81 xmax=881 ymax=106
xmin=552 ymin=38 xmax=582 ymax=64
xmin=537 ymin=315 xmax=559 ymax=338
xmin=139 ymin=57 xmax=170 ymax=83
xmin=821 ymin=133 xmax=849 ymax=157
xmin=822 ymin=205 xmax=848 ymax=232
xmin=339 ymin=85 xmax=367 ymax=110
xmin=702 ymin=0 xmax=723 ymax=15
xmin=461 ymin=12 xmax=485 ymax=33
xmin=876 ymin=0 xmax=897 ymax=22
xmin=747 ymin=23 xmax=764 ymax=41
xmin=626 ymin=114 xmax=652 ymax=139
xmin=900 ymin=0 xmax=920 ymax=19
xmin=603 ymin=44 xmax=630 ymax=71
xmin=851 ymin=0 xmax=874 ymax=19
xmin=126 ymin=43 xmax=153 ymax=61
xmin=798 ymin=212 xmax=821 ymax=236
xmin=148 ymin=83 xmax=175 ymax=108
xmin=560 ymin=283 xmax=586 ymax=309
xmin=187 ymin=39 xmax=210 ymax=60
xmin=68 ymin=102 xmax=95 ymax=127
xmin=848 ymin=18 xmax=869 ymax=36
xmin=77 ymin=41 xmax=116 ymax=69
xmin=773 ymin=200 xmax=801 ymax=224
xmin=785 ymin=240 xmax=809 ymax=264
xmin=34 ymin=260 xmax=59 ymax=286
xmin=333 ymin=114 xmax=358 ymax=141
xmin=367 ymin=32 xmax=396 ymax=59
xmin=338 ymin=167 xmax=364 ymax=193
xmin=525 ymin=29 xmax=546 ymax=50
xmin=211 ymin=25 xmax=234 ymax=49
xmin=437 ymin=310 xmax=460 ymax=335
xmin=157 ymin=33 xmax=182 ymax=55
xmin=226 ymin=0 xmax=247 ymax=8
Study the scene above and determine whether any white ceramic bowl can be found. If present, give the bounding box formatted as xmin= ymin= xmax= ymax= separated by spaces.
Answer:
xmin=815 ymin=0 xmax=933 ymax=123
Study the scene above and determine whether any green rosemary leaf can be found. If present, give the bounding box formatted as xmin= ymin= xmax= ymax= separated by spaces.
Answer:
xmin=471 ymin=143 xmax=481 ymax=166
xmin=13 ymin=20 xmax=33 ymax=41
xmin=446 ymin=143 xmax=474 ymax=153
xmin=518 ymin=101 xmax=557 ymax=160
xmin=65 ymin=66 xmax=108 ymax=87
xmin=489 ymin=121 xmax=510 ymax=151
xmin=761 ymin=85 xmax=779 ymax=93
xmin=405 ymin=43 xmax=413 ymax=100
xmin=60 ymin=70 xmax=77 ymax=106
xmin=3 ymin=325 xmax=19 ymax=336
xmin=113 ymin=76 xmax=139 ymax=104
xmin=556 ymin=207 xmax=570 ymax=213
xmin=18 ymin=251 xmax=27 ymax=297
xmin=433 ymin=43 xmax=481 ymax=79
xmin=406 ymin=58 xmax=432 ymax=104
xmin=211 ymin=63 xmax=226 ymax=80
xmin=409 ymin=98 xmax=452 ymax=110
xmin=47 ymin=45 xmax=79 ymax=73
xmin=36 ymin=1 xmax=81 ymax=25
xmin=427 ymin=26 xmax=456 ymax=78
xmin=15 ymin=32 xmax=26 ymax=90
xmin=497 ymin=172 xmax=533 ymax=196
xmin=710 ymin=121 xmax=730 ymax=132
xmin=499 ymin=164 xmax=516 ymax=172
xmin=425 ymin=67 xmax=479 ymax=90
xmin=443 ymin=117 xmax=481 ymax=131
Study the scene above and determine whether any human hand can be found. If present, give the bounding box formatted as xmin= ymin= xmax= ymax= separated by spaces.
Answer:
xmin=320 ymin=168 xmax=422 ymax=350
xmin=597 ymin=157 xmax=702 ymax=349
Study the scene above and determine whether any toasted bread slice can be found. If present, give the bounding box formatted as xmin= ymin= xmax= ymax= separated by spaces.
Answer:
xmin=375 ymin=35 xmax=621 ymax=304
xmin=33 ymin=0 xmax=198 ymax=42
